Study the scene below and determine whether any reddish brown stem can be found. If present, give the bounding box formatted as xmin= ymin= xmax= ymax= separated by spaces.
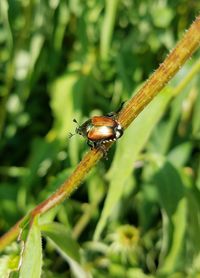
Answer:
xmin=0 ymin=16 xmax=200 ymax=251
xmin=118 ymin=17 xmax=200 ymax=128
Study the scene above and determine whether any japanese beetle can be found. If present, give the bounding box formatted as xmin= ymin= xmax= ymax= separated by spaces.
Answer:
xmin=69 ymin=110 xmax=124 ymax=157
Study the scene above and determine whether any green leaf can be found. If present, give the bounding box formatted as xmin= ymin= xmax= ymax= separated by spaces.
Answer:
xmin=153 ymin=161 xmax=186 ymax=274
xmin=0 ymin=0 xmax=12 ymax=52
xmin=154 ymin=161 xmax=185 ymax=216
xmin=151 ymin=7 xmax=174 ymax=28
xmin=167 ymin=142 xmax=192 ymax=168
xmin=0 ymin=254 xmax=19 ymax=278
xmin=21 ymin=138 xmax=60 ymax=188
xmin=127 ymin=268 xmax=154 ymax=278
xmin=41 ymin=222 xmax=89 ymax=278
xmin=41 ymin=222 xmax=80 ymax=262
xmin=192 ymin=78 xmax=200 ymax=138
xmin=136 ymin=182 xmax=159 ymax=231
xmin=94 ymin=88 xmax=173 ymax=240
xmin=39 ymin=168 xmax=72 ymax=199
xmin=100 ymin=0 xmax=120 ymax=60
xmin=148 ymin=77 xmax=191 ymax=155
xmin=187 ymin=188 xmax=200 ymax=255
xmin=49 ymin=73 xmax=78 ymax=141
xmin=53 ymin=1 xmax=69 ymax=51
xmin=49 ymin=73 xmax=87 ymax=165
xmin=19 ymin=219 xmax=42 ymax=278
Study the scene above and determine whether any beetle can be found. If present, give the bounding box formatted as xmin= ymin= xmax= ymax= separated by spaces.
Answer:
xmin=69 ymin=109 xmax=124 ymax=157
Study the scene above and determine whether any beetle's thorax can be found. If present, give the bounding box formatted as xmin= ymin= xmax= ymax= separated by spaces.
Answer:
xmin=76 ymin=119 xmax=93 ymax=137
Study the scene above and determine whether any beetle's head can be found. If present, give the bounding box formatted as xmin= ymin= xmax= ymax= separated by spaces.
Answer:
xmin=69 ymin=119 xmax=84 ymax=138
xmin=75 ymin=126 xmax=83 ymax=136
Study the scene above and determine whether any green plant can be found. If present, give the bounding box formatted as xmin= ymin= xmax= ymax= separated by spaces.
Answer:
xmin=0 ymin=1 xmax=200 ymax=277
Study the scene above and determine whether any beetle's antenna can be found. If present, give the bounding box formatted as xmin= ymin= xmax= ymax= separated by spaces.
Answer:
xmin=73 ymin=119 xmax=79 ymax=125
xmin=69 ymin=119 xmax=79 ymax=139
xmin=69 ymin=118 xmax=82 ymax=139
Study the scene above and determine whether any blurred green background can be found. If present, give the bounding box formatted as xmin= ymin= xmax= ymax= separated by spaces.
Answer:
xmin=1 ymin=0 xmax=200 ymax=277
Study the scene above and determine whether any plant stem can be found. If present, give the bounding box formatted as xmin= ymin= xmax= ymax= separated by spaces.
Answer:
xmin=1 ymin=16 xmax=200 ymax=251
xmin=117 ymin=16 xmax=200 ymax=128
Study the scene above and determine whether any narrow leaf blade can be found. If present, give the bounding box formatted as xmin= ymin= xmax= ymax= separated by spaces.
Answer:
xmin=19 ymin=221 xmax=42 ymax=278
xmin=94 ymin=88 xmax=173 ymax=240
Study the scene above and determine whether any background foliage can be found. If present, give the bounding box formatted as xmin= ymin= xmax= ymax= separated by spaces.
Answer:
xmin=0 ymin=0 xmax=200 ymax=277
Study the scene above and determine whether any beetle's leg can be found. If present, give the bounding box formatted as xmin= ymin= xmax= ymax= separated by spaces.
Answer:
xmin=100 ymin=144 xmax=108 ymax=160
xmin=88 ymin=140 xmax=108 ymax=159
xmin=95 ymin=140 xmax=108 ymax=160
xmin=116 ymin=101 xmax=126 ymax=113
xmin=106 ymin=112 xmax=116 ymax=118
xmin=106 ymin=101 xmax=126 ymax=118
xmin=87 ymin=140 xmax=95 ymax=149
